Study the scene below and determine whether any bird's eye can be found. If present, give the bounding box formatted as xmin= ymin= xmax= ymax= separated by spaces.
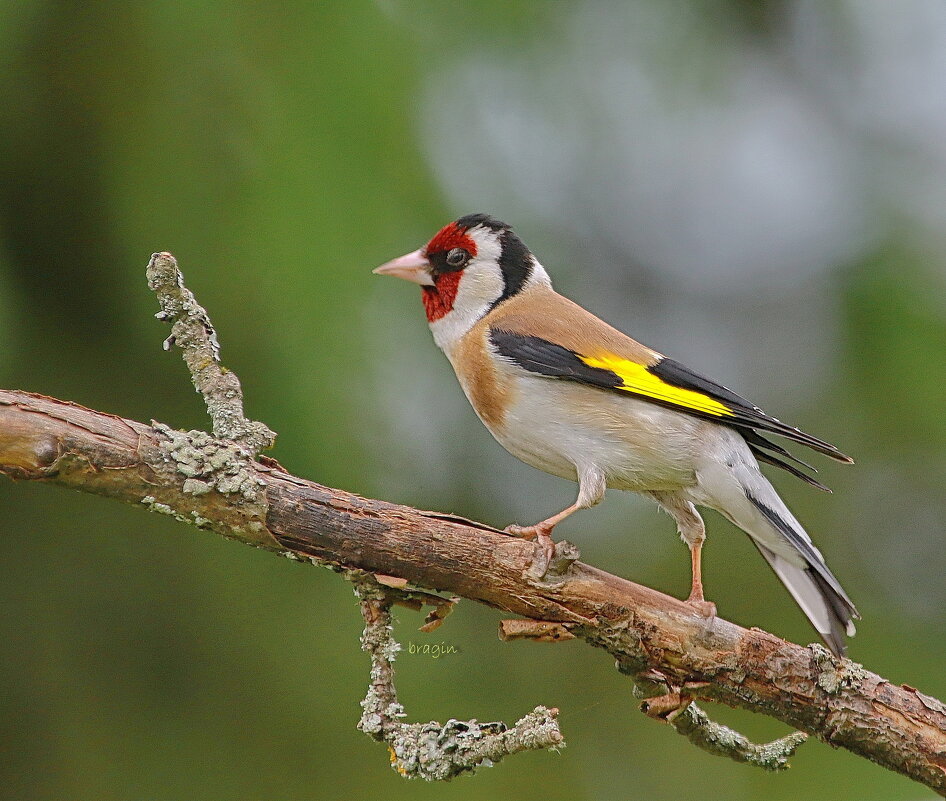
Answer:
xmin=445 ymin=248 xmax=469 ymax=268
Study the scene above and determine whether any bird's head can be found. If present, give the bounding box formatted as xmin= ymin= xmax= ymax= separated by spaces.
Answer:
xmin=374 ymin=214 xmax=550 ymax=350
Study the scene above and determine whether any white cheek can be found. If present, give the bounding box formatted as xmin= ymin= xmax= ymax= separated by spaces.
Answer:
xmin=454 ymin=230 xmax=504 ymax=310
xmin=429 ymin=266 xmax=502 ymax=355
xmin=454 ymin=261 xmax=504 ymax=307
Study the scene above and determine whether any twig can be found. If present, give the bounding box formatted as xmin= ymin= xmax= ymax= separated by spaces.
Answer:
xmin=634 ymin=672 xmax=807 ymax=771
xmin=668 ymin=702 xmax=807 ymax=771
xmin=146 ymin=251 xmax=275 ymax=455
xmin=499 ymin=619 xmax=576 ymax=642
xmin=352 ymin=576 xmax=563 ymax=780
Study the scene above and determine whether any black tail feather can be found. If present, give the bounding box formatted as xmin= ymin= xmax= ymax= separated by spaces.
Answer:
xmin=746 ymin=492 xmax=858 ymax=657
xmin=744 ymin=431 xmax=832 ymax=492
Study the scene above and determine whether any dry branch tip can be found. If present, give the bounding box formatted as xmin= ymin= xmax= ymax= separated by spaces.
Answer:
xmin=146 ymin=251 xmax=275 ymax=455
xmin=351 ymin=576 xmax=563 ymax=780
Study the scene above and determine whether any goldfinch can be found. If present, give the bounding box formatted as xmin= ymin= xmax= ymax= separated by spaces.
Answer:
xmin=374 ymin=213 xmax=858 ymax=656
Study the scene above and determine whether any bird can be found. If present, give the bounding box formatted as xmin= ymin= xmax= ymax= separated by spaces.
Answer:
xmin=373 ymin=213 xmax=858 ymax=656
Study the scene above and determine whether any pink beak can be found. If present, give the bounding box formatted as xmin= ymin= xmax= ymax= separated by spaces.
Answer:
xmin=372 ymin=248 xmax=434 ymax=286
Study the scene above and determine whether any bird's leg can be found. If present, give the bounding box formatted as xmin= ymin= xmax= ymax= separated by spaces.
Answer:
xmin=506 ymin=467 xmax=606 ymax=576
xmin=686 ymin=539 xmax=715 ymax=613
xmin=684 ymin=532 xmax=716 ymax=618
xmin=650 ymin=492 xmax=717 ymax=619
xmin=688 ymin=539 xmax=705 ymax=603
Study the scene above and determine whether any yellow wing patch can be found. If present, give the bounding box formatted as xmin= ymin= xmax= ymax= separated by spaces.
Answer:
xmin=580 ymin=353 xmax=734 ymax=417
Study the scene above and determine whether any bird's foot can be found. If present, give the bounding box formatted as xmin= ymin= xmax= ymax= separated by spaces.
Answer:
xmin=684 ymin=594 xmax=717 ymax=619
xmin=505 ymin=523 xmax=556 ymax=577
xmin=504 ymin=523 xmax=539 ymax=540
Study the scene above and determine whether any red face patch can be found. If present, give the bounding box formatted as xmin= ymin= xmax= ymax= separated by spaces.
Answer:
xmin=424 ymin=222 xmax=479 ymax=258
xmin=422 ymin=271 xmax=462 ymax=322
xmin=420 ymin=223 xmax=479 ymax=322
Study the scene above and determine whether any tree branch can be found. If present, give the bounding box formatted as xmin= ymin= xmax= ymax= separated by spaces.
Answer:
xmin=1 ymin=252 xmax=944 ymax=794
xmin=2 ymin=389 xmax=945 ymax=793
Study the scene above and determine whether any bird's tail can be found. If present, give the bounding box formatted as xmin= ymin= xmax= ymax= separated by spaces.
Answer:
xmin=742 ymin=490 xmax=858 ymax=657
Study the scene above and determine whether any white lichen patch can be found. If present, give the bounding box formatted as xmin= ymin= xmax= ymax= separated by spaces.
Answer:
xmin=810 ymin=644 xmax=868 ymax=695
xmin=383 ymin=709 xmax=562 ymax=781
xmin=141 ymin=495 xmax=195 ymax=526
xmin=152 ymin=422 xmax=266 ymax=504
xmin=182 ymin=479 xmax=211 ymax=495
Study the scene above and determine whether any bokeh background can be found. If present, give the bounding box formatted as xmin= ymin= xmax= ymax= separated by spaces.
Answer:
xmin=1 ymin=2 xmax=945 ymax=799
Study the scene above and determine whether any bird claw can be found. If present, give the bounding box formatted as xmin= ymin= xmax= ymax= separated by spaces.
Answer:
xmin=530 ymin=536 xmax=556 ymax=578
xmin=506 ymin=524 xmax=558 ymax=578
xmin=685 ymin=598 xmax=717 ymax=619
xmin=504 ymin=523 xmax=538 ymax=540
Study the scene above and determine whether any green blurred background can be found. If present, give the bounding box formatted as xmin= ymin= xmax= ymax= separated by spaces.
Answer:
xmin=1 ymin=2 xmax=945 ymax=799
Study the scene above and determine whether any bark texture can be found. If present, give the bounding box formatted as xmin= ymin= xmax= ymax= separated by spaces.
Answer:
xmin=2 ymin=388 xmax=945 ymax=794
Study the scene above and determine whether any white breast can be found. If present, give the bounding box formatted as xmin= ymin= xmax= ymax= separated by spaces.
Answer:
xmin=469 ymin=370 xmax=703 ymax=493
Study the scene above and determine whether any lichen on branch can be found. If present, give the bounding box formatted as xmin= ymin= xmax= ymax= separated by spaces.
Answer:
xmin=353 ymin=577 xmax=564 ymax=780
xmin=667 ymin=702 xmax=807 ymax=771
xmin=146 ymin=251 xmax=275 ymax=455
